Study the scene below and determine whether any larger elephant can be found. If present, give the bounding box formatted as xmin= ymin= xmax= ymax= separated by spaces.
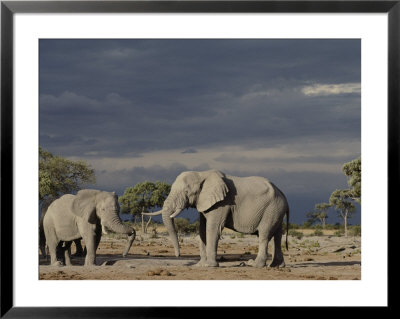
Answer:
xmin=43 ymin=189 xmax=135 ymax=266
xmin=143 ymin=170 xmax=289 ymax=268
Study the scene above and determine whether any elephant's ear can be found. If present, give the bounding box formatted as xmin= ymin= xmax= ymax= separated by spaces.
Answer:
xmin=72 ymin=189 xmax=101 ymax=224
xmin=196 ymin=171 xmax=228 ymax=212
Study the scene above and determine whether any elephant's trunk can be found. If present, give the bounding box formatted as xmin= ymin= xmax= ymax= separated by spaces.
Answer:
xmin=159 ymin=189 xmax=188 ymax=257
xmin=162 ymin=209 xmax=180 ymax=257
xmin=102 ymin=212 xmax=135 ymax=236
xmin=122 ymin=230 xmax=136 ymax=257
xmin=103 ymin=212 xmax=136 ymax=256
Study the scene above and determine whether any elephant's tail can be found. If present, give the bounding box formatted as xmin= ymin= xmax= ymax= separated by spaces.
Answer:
xmin=285 ymin=207 xmax=289 ymax=251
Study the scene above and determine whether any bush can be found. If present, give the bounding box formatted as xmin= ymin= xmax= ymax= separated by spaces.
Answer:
xmin=349 ymin=225 xmax=361 ymax=236
xmin=324 ymin=223 xmax=342 ymax=230
xmin=174 ymin=218 xmax=191 ymax=233
xmin=283 ymin=223 xmax=300 ymax=230
xmin=186 ymin=221 xmax=199 ymax=233
xmin=334 ymin=229 xmax=345 ymax=237
xmin=174 ymin=218 xmax=199 ymax=235
xmin=313 ymin=229 xmax=323 ymax=236
xmin=289 ymin=229 xmax=303 ymax=240
xmin=302 ymin=221 xmax=313 ymax=229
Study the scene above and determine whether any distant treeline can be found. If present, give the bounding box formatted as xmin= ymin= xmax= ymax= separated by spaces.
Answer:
xmin=283 ymin=222 xmax=360 ymax=230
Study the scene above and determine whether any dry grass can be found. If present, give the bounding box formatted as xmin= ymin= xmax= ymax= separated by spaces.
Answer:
xmin=121 ymin=226 xmax=338 ymax=237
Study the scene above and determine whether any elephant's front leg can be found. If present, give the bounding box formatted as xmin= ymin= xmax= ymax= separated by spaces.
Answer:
xmin=195 ymin=213 xmax=208 ymax=267
xmin=82 ymin=231 xmax=97 ymax=266
xmin=204 ymin=218 xmax=223 ymax=267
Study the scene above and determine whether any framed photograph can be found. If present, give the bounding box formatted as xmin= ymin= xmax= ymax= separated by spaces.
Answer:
xmin=1 ymin=0 xmax=395 ymax=316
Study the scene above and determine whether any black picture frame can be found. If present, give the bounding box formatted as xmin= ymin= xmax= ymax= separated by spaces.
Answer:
xmin=1 ymin=0 xmax=395 ymax=317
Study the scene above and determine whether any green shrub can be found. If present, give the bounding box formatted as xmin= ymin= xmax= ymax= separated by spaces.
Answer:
xmin=302 ymin=221 xmax=313 ymax=229
xmin=334 ymin=229 xmax=345 ymax=237
xmin=334 ymin=223 xmax=343 ymax=230
xmin=174 ymin=218 xmax=191 ymax=233
xmin=349 ymin=225 xmax=361 ymax=236
xmin=289 ymin=229 xmax=303 ymax=240
xmin=311 ymin=240 xmax=320 ymax=247
xmin=289 ymin=223 xmax=300 ymax=230
xmin=313 ymin=229 xmax=323 ymax=236
xmin=174 ymin=218 xmax=199 ymax=235
xmin=186 ymin=221 xmax=199 ymax=233
xmin=325 ymin=223 xmax=342 ymax=230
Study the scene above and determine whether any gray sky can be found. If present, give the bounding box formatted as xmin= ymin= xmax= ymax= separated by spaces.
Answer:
xmin=39 ymin=39 xmax=361 ymax=224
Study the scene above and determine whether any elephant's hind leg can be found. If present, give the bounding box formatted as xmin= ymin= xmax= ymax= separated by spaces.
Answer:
xmin=269 ymin=227 xmax=285 ymax=268
xmin=56 ymin=241 xmax=66 ymax=265
xmin=249 ymin=230 xmax=270 ymax=268
xmin=64 ymin=241 xmax=73 ymax=266
xmin=72 ymin=239 xmax=84 ymax=257
xmin=44 ymin=226 xmax=62 ymax=266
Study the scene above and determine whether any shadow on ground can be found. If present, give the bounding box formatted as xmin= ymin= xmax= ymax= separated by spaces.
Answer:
xmin=39 ymin=253 xmax=257 ymax=266
xmin=291 ymin=261 xmax=361 ymax=268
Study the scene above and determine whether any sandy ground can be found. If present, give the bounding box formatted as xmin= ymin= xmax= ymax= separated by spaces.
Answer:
xmin=39 ymin=230 xmax=361 ymax=280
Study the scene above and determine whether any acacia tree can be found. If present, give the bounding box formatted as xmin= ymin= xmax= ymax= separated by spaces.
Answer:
xmin=306 ymin=203 xmax=331 ymax=228
xmin=327 ymin=157 xmax=360 ymax=237
xmin=329 ymin=189 xmax=355 ymax=237
xmin=39 ymin=147 xmax=95 ymax=200
xmin=342 ymin=157 xmax=361 ymax=203
xmin=119 ymin=181 xmax=171 ymax=233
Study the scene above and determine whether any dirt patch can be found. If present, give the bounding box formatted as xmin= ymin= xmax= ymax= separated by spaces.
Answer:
xmin=39 ymin=232 xmax=361 ymax=280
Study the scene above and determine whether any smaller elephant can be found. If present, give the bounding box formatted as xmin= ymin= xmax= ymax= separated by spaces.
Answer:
xmin=43 ymin=189 xmax=136 ymax=266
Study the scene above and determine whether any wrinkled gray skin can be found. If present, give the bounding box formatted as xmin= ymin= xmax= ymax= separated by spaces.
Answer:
xmin=39 ymin=197 xmax=84 ymax=259
xmin=43 ymin=189 xmax=135 ymax=266
xmin=143 ymin=170 xmax=289 ymax=268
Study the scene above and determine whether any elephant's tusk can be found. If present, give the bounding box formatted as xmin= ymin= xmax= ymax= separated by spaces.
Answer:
xmin=101 ymin=224 xmax=109 ymax=235
xmin=169 ymin=210 xmax=181 ymax=218
xmin=141 ymin=211 xmax=163 ymax=216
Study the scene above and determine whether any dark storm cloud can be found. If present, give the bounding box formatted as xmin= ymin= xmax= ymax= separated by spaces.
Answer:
xmin=95 ymin=162 xmax=212 ymax=195
xmin=214 ymin=153 xmax=360 ymax=165
xmin=39 ymin=39 xmax=361 ymax=223
xmin=40 ymin=39 xmax=360 ymax=157
xmin=40 ymin=39 xmax=360 ymax=98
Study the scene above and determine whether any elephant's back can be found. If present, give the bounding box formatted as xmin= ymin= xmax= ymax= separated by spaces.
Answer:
xmin=229 ymin=175 xmax=275 ymax=197
xmin=46 ymin=194 xmax=75 ymax=217
xmin=44 ymin=194 xmax=80 ymax=239
xmin=227 ymin=175 xmax=287 ymax=233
